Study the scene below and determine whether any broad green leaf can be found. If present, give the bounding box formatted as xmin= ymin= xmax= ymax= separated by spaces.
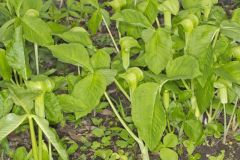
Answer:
xmin=220 ymin=20 xmax=240 ymax=41
xmin=194 ymin=78 xmax=214 ymax=113
xmin=184 ymin=119 xmax=203 ymax=142
xmin=119 ymin=37 xmax=140 ymax=69
xmin=137 ymin=0 xmax=158 ymax=24
xmin=0 ymin=113 xmax=27 ymax=141
xmin=32 ymin=115 xmax=68 ymax=160
xmin=0 ymin=49 xmax=11 ymax=80
xmin=0 ymin=90 xmax=13 ymax=118
xmin=45 ymin=93 xmax=63 ymax=124
xmin=6 ymin=0 xmax=24 ymax=16
xmin=188 ymin=25 xmax=218 ymax=57
xmin=0 ymin=19 xmax=15 ymax=45
xmin=166 ymin=55 xmax=201 ymax=79
xmin=72 ymin=72 xmax=107 ymax=112
xmin=145 ymin=28 xmax=172 ymax=74
xmin=48 ymin=43 xmax=92 ymax=71
xmin=181 ymin=0 xmax=200 ymax=9
xmin=111 ymin=9 xmax=152 ymax=28
xmin=56 ymin=27 xmax=92 ymax=46
xmin=98 ymin=69 xmax=117 ymax=85
xmin=6 ymin=25 xmax=30 ymax=80
xmin=21 ymin=16 xmax=53 ymax=46
xmin=22 ymin=0 xmax=43 ymax=12
xmin=58 ymin=94 xmax=89 ymax=113
xmin=163 ymin=133 xmax=178 ymax=148
xmin=132 ymin=82 xmax=166 ymax=151
xmin=187 ymin=25 xmax=218 ymax=86
xmin=232 ymin=8 xmax=240 ymax=24
xmin=7 ymin=84 xmax=39 ymax=113
xmin=87 ymin=9 xmax=102 ymax=34
xmin=160 ymin=148 xmax=178 ymax=160
xmin=159 ymin=0 xmax=179 ymax=15
xmin=215 ymin=61 xmax=240 ymax=85
xmin=91 ymin=49 xmax=111 ymax=69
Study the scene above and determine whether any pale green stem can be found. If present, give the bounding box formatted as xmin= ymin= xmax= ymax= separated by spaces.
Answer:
xmin=223 ymin=103 xmax=227 ymax=144
xmin=77 ymin=66 xmax=80 ymax=75
xmin=164 ymin=11 xmax=171 ymax=29
xmin=114 ymin=79 xmax=131 ymax=101
xmin=35 ymin=94 xmax=45 ymax=160
xmin=226 ymin=99 xmax=238 ymax=138
xmin=104 ymin=92 xmax=149 ymax=160
xmin=102 ymin=15 xmax=120 ymax=53
xmin=34 ymin=43 xmax=39 ymax=75
xmin=28 ymin=116 xmax=38 ymax=160
xmin=49 ymin=142 xmax=52 ymax=160
xmin=156 ymin=17 xmax=160 ymax=28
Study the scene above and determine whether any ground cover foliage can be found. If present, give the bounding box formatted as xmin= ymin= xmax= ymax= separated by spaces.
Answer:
xmin=1 ymin=0 xmax=240 ymax=159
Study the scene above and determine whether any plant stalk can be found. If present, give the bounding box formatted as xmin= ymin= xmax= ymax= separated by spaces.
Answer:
xmin=114 ymin=79 xmax=131 ymax=101
xmin=102 ymin=15 xmax=120 ymax=53
xmin=34 ymin=43 xmax=39 ymax=75
xmin=104 ymin=92 xmax=149 ymax=160
xmin=223 ymin=103 xmax=227 ymax=144
xmin=35 ymin=94 xmax=45 ymax=160
xmin=164 ymin=11 xmax=171 ymax=29
xmin=226 ymin=99 xmax=238 ymax=138
xmin=28 ymin=116 xmax=38 ymax=160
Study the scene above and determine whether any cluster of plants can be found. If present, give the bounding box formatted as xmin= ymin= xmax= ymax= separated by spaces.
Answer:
xmin=0 ymin=0 xmax=240 ymax=159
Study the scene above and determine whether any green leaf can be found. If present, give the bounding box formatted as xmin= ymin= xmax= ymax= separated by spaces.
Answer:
xmin=145 ymin=28 xmax=172 ymax=74
xmin=215 ymin=61 xmax=240 ymax=85
xmin=184 ymin=119 xmax=203 ymax=142
xmin=48 ymin=43 xmax=92 ymax=71
xmin=13 ymin=147 xmax=28 ymax=160
xmin=232 ymin=8 xmax=240 ymax=24
xmin=0 ymin=49 xmax=11 ymax=80
xmin=194 ymin=78 xmax=214 ymax=113
xmin=72 ymin=72 xmax=107 ymax=111
xmin=21 ymin=16 xmax=53 ymax=46
xmin=6 ymin=25 xmax=30 ymax=80
xmin=56 ymin=27 xmax=92 ymax=46
xmin=45 ymin=93 xmax=63 ymax=124
xmin=0 ymin=90 xmax=13 ymax=118
xmin=8 ymin=84 xmax=38 ymax=113
xmin=220 ymin=20 xmax=240 ymax=41
xmin=88 ymin=9 xmax=102 ymax=34
xmin=91 ymin=49 xmax=111 ymax=69
xmin=187 ymin=25 xmax=218 ymax=85
xmin=58 ymin=94 xmax=88 ymax=113
xmin=160 ymin=148 xmax=178 ymax=160
xmin=32 ymin=115 xmax=68 ymax=160
xmin=0 ymin=113 xmax=27 ymax=141
xmin=22 ymin=0 xmax=43 ymax=12
xmin=159 ymin=0 xmax=180 ymax=15
xmin=119 ymin=37 xmax=140 ymax=69
xmin=137 ymin=0 xmax=158 ymax=24
xmin=111 ymin=9 xmax=152 ymax=28
xmin=163 ymin=133 xmax=178 ymax=148
xmin=181 ymin=0 xmax=200 ymax=9
xmin=132 ymin=82 xmax=166 ymax=151
xmin=166 ymin=55 xmax=201 ymax=79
